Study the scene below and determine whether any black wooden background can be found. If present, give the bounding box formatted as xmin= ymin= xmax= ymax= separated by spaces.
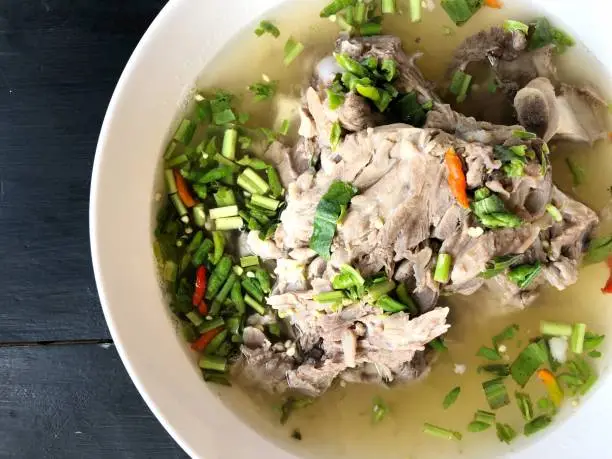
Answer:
xmin=0 ymin=1 xmax=187 ymax=457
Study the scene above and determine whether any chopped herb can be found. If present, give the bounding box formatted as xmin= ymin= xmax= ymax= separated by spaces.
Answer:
xmin=248 ymin=81 xmax=278 ymax=101
xmin=512 ymin=129 xmax=537 ymax=140
xmin=477 ymin=346 xmax=502 ymax=361
xmin=566 ymin=157 xmax=586 ymax=186
xmin=381 ymin=0 xmax=396 ymax=14
xmin=529 ymin=18 xmax=575 ymax=53
xmin=510 ymin=341 xmax=548 ymax=387
xmin=279 ymin=119 xmax=291 ymax=136
xmin=482 ymin=377 xmax=510 ymax=410
xmin=359 ymin=22 xmax=382 ymax=36
xmin=372 ymin=396 xmax=389 ymax=423
xmin=515 ymin=392 xmax=534 ymax=421
xmin=589 ymin=350 xmax=602 ymax=358
xmin=481 ymin=255 xmax=523 ymax=279
xmin=330 ymin=121 xmax=342 ymax=150
xmin=507 ymin=262 xmax=542 ymax=289
xmin=441 ymin=0 xmax=484 ymax=26
xmin=391 ymin=92 xmax=430 ymax=127
xmin=584 ymin=332 xmax=605 ymax=351
xmin=474 ymin=409 xmax=496 ymax=424
xmin=410 ymin=0 xmax=422 ymax=22
xmin=496 ymin=423 xmax=517 ymax=444
xmin=309 ymin=181 xmax=358 ymax=259
xmin=472 ymin=190 xmax=522 ymax=229
xmin=503 ymin=19 xmax=529 ymax=34
xmin=468 ymin=421 xmax=491 ymax=432
xmin=429 ymin=338 xmax=448 ymax=352
xmin=443 ymin=386 xmax=461 ymax=409
xmin=376 ymin=295 xmax=410 ymax=313
xmin=537 ymin=397 xmax=552 ymax=412
xmin=283 ymin=37 xmax=305 ymax=66
xmin=327 ymin=88 xmax=346 ymax=110
xmin=477 ymin=364 xmax=510 ymax=377
xmin=449 ymin=70 xmax=472 ymax=102
xmin=173 ymin=119 xmax=196 ymax=144
xmin=255 ymin=20 xmax=280 ymax=38
xmin=524 ymin=415 xmax=552 ymax=436
xmin=313 ymin=290 xmax=346 ymax=304
xmin=584 ymin=235 xmax=612 ymax=264
xmin=320 ymin=0 xmax=356 ymax=18
xmin=493 ymin=324 xmax=519 ymax=347
xmin=423 ymin=423 xmax=462 ymax=441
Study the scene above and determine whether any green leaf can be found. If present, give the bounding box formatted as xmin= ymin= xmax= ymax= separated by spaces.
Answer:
xmin=584 ymin=235 xmax=612 ymax=264
xmin=493 ymin=324 xmax=519 ymax=347
xmin=481 ymin=255 xmax=523 ymax=279
xmin=330 ymin=121 xmax=342 ymax=150
xmin=477 ymin=346 xmax=502 ymax=361
xmin=477 ymin=364 xmax=510 ymax=377
xmin=443 ymin=386 xmax=461 ymax=409
xmin=255 ymin=20 xmax=280 ymax=38
xmin=441 ymin=0 xmax=484 ymax=26
xmin=523 ymin=415 xmax=552 ymax=436
xmin=510 ymin=341 xmax=548 ymax=387
xmin=483 ymin=378 xmax=510 ymax=410
xmin=248 ymin=81 xmax=278 ymax=101
xmin=507 ymin=262 xmax=542 ymax=289
xmin=372 ymin=396 xmax=389 ymax=423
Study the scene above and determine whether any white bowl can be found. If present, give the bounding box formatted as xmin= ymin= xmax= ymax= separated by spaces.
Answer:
xmin=90 ymin=0 xmax=612 ymax=458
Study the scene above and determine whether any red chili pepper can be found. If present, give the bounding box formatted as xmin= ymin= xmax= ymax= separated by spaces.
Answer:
xmin=198 ymin=300 xmax=208 ymax=316
xmin=445 ymin=148 xmax=470 ymax=209
xmin=602 ymin=256 xmax=612 ymax=294
xmin=174 ymin=169 xmax=196 ymax=208
xmin=191 ymin=327 xmax=222 ymax=352
xmin=192 ymin=265 xmax=207 ymax=306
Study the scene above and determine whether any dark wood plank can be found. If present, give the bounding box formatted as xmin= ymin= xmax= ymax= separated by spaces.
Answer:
xmin=0 ymin=1 xmax=166 ymax=341
xmin=0 ymin=343 xmax=187 ymax=458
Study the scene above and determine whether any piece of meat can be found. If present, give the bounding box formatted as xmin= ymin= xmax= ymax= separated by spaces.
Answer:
xmin=514 ymin=77 xmax=609 ymax=144
xmin=264 ymin=141 xmax=298 ymax=187
xmin=543 ymin=257 xmax=579 ymax=290
xmin=247 ymin=230 xmax=283 ymax=260
xmin=495 ymin=45 xmax=556 ymax=90
xmin=451 ymin=27 xmax=527 ymax=71
xmin=335 ymin=91 xmax=383 ymax=132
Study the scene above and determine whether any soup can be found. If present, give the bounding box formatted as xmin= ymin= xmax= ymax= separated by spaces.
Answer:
xmin=153 ymin=1 xmax=612 ymax=458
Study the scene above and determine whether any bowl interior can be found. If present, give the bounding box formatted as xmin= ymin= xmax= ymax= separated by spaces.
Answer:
xmin=91 ymin=1 xmax=612 ymax=458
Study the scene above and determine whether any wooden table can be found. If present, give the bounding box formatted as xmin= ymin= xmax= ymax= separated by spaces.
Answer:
xmin=0 ymin=1 xmax=186 ymax=457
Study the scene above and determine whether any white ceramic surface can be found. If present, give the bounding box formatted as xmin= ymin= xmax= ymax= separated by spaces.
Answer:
xmin=90 ymin=1 xmax=612 ymax=458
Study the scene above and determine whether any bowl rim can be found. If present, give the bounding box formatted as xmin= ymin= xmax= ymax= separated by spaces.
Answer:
xmin=90 ymin=0 xmax=612 ymax=458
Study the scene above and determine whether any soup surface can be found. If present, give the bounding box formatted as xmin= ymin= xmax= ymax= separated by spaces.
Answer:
xmin=160 ymin=1 xmax=612 ymax=458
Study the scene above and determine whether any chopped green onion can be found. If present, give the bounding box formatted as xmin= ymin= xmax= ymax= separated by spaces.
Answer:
xmin=358 ymin=22 xmax=382 ymax=36
xmin=255 ymin=268 xmax=272 ymax=294
xmin=209 ymin=205 xmax=239 ymax=220
xmin=240 ymin=255 xmax=260 ymax=268
xmin=334 ymin=53 xmax=366 ymax=76
xmin=429 ymin=338 xmax=448 ymax=352
xmin=496 ymin=423 xmax=517 ymax=444
xmin=508 ymin=262 xmax=542 ymax=289
xmin=237 ymin=174 xmax=261 ymax=194
xmin=584 ymin=332 xmax=605 ymax=351
xmin=163 ymin=260 xmax=177 ymax=283
xmin=483 ymin=378 xmax=510 ymax=410
xmin=410 ymin=0 xmax=422 ymax=22
xmin=165 ymin=154 xmax=189 ymax=168
xmin=423 ymin=423 xmax=462 ymax=441
xmin=449 ymin=70 xmax=472 ymax=102
xmin=504 ymin=19 xmax=529 ymax=34
xmin=395 ymin=283 xmax=418 ymax=315
xmin=477 ymin=346 xmax=502 ymax=361
xmin=515 ymin=392 xmax=534 ymax=421
xmin=523 ymin=415 xmax=552 ymax=437
xmin=241 ymin=278 xmax=264 ymax=303
xmin=213 ymin=108 xmax=236 ymax=125
xmin=254 ymin=20 xmax=280 ymax=38
xmin=468 ymin=421 xmax=491 ymax=432
xmin=477 ymin=364 xmax=510 ymax=377
xmin=330 ymin=121 xmax=342 ymax=150
xmin=512 ymin=129 xmax=537 ymax=140
xmin=222 ymin=128 xmax=238 ymax=160
xmin=284 ymin=37 xmax=305 ymax=66
xmin=434 ymin=253 xmax=452 ymax=283
xmin=441 ymin=0 xmax=483 ymax=26
xmin=376 ymin=295 xmax=408 ymax=313
xmin=570 ymin=323 xmax=586 ymax=354
xmin=210 ymin=273 xmax=238 ymax=316
xmin=192 ymin=204 xmax=206 ymax=228
xmin=320 ymin=0 xmax=356 ymax=18
xmin=566 ymin=157 xmax=586 ymax=186
xmin=381 ymin=0 xmax=396 ymax=14
xmin=213 ymin=187 xmax=236 ymax=207
xmin=314 ymin=290 xmax=346 ymax=303
xmin=279 ymin=119 xmax=291 ymax=136
xmin=475 ymin=410 xmax=495 ymax=425
xmin=186 ymin=311 xmax=204 ymax=327
xmin=331 ymin=13 xmax=354 ymax=33
xmin=205 ymin=256 xmax=232 ymax=299
xmin=210 ymin=231 xmax=225 ymax=265
xmin=510 ymin=341 xmax=548 ymax=387
xmin=546 ymin=204 xmax=563 ymax=222
xmin=251 ymin=194 xmax=280 ymax=211
xmin=215 ymin=217 xmax=244 ymax=231
xmin=164 ymin=169 xmax=177 ymax=195
xmin=443 ymin=386 xmax=461 ymax=409
xmin=199 ymin=355 xmax=227 ymax=372
xmin=366 ymin=279 xmax=396 ymax=302
xmin=243 ymin=168 xmax=269 ymax=194
xmin=244 ymin=294 xmax=266 ymax=315
xmin=170 ymin=193 xmax=188 ymax=217
xmin=540 ymin=321 xmax=573 ymax=337
xmin=173 ymin=119 xmax=196 ymax=144
xmin=266 ymin=167 xmax=283 ymax=198
xmin=372 ymin=396 xmax=389 ymax=423
xmin=589 ymin=350 xmax=602 ymax=358
xmin=198 ymin=317 xmax=225 ymax=334
xmin=164 ymin=140 xmax=179 ymax=161
xmin=192 ymin=239 xmax=214 ymax=267
xmin=195 ymin=165 xmax=234 ymax=184
xmin=493 ymin=324 xmax=519 ymax=347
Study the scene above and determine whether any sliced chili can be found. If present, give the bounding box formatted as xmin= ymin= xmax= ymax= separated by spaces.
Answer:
xmin=174 ymin=169 xmax=197 ymax=208
xmin=191 ymin=327 xmax=222 ymax=352
xmin=602 ymin=256 xmax=612 ymax=294
xmin=192 ymin=265 xmax=207 ymax=306
xmin=445 ymin=147 xmax=470 ymax=208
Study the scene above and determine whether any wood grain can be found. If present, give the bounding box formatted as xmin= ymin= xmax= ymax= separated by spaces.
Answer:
xmin=0 ymin=343 xmax=186 ymax=458
xmin=0 ymin=0 xmax=165 ymax=341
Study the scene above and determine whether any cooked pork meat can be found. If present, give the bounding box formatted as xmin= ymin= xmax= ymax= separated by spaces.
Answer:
xmin=236 ymin=32 xmax=601 ymax=399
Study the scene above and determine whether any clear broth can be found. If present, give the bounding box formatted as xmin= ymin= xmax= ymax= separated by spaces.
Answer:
xmin=189 ymin=1 xmax=612 ymax=458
